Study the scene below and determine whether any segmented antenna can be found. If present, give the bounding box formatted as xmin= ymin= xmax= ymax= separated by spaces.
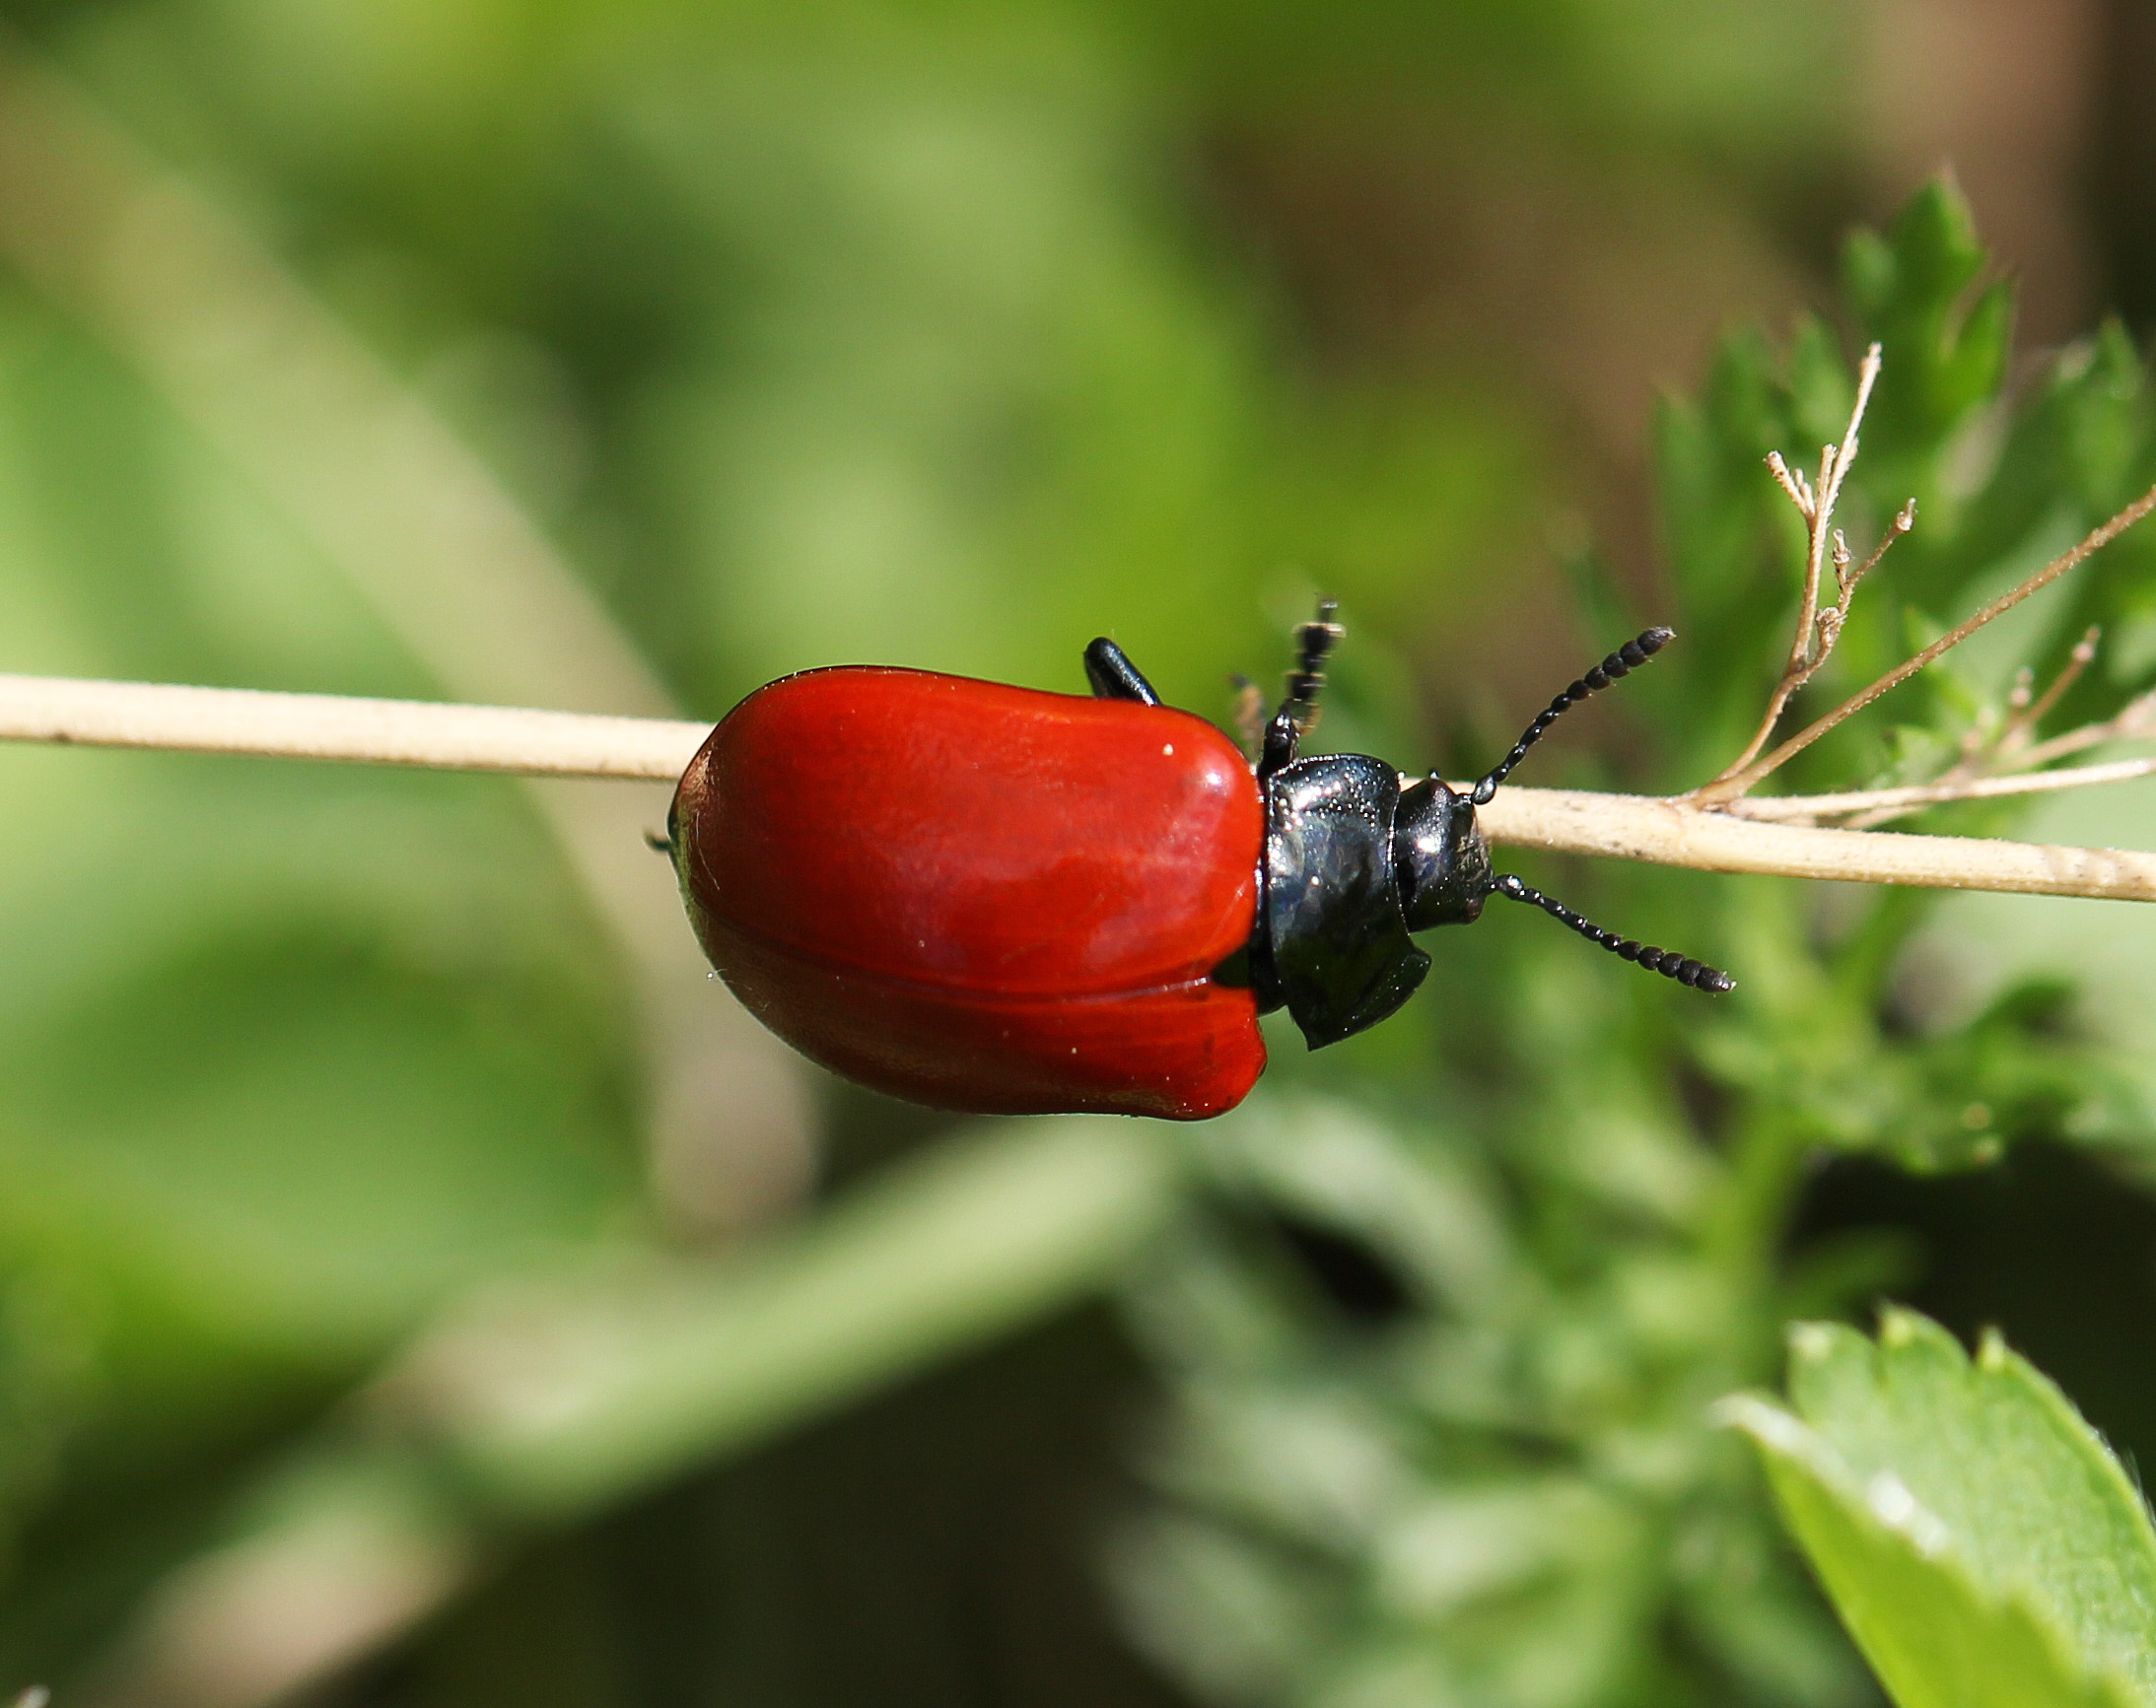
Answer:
xmin=1494 ymin=873 xmax=1734 ymax=992
xmin=1472 ymin=627 xmax=1673 ymax=805
xmin=1281 ymin=599 xmax=1346 ymax=730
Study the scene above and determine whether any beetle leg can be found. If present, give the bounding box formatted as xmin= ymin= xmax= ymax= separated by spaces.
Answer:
xmin=1228 ymin=672 xmax=1267 ymax=760
xmin=1082 ymin=637 xmax=1162 ymax=705
xmin=1257 ymin=709 xmax=1298 ymax=778
xmin=647 ymin=794 xmax=680 ymax=857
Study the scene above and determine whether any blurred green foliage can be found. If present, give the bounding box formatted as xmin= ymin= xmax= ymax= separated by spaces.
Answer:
xmin=0 ymin=2 xmax=2144 ymax=1706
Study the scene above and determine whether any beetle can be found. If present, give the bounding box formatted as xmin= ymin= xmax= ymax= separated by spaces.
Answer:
xmin=665 ymin=607 xmax=1729 ymax=1121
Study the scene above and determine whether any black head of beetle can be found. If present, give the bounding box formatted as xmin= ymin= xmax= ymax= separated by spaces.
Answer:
xmin=1393 ymin=774 xmax=1492 ymax=931
xmin=1085 ymin=610 xmax=1731 ymax=1051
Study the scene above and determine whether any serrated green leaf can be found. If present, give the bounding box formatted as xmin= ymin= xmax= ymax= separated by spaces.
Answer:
xmin=1725 ymin=1311 xmax=2156 ymax=1708
xmin=1942 ymin=280 xmax=2016 ymax=417
xmin=1730 ymin=1393 xmax=2131 ymax=1708
xmin=1844 ymin=176 xmax=2010 ymax=474
xmin=1859 ymin=177 xmax=1985 ymax=321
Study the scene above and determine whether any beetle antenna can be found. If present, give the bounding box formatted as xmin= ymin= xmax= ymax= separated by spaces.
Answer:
xmin=1280 ymin=599 xmax=1345 ymax=732
xmin=1493 ymin=873 xmax=1734 ymax=992
xmin=1472 ymin=627 xmax=1673 ymax=805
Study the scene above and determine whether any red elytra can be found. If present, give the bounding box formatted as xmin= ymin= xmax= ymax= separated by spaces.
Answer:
xmin=670 ymin=665 xmax=1267 ymax=1120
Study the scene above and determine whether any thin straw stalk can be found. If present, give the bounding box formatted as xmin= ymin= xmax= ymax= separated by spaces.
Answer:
xmin=0 ymin=672 xmax=2150 ymax=904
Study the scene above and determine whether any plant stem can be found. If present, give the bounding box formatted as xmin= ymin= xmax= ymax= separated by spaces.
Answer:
xmin=0 ymin=673 xmax=2153 ymax=903
xmin=1704 ymin=345 xmax=1886 ymax=788
xmin=1474 ymin=786 xmax=2156 ymax=901
xmin=0 ymin=672 xmax=709 ymax=778
xmin=1721 ymin=754 xmax=2156 ymax=823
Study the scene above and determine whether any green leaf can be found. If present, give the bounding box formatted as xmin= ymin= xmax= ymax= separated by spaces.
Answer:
xmin=1845 ymin=176 xmax=2012 ymax=484
xmin=1844 ymin=176 xmax=1983 ymax=334
xmin=1723 ymin=1309 xmax=2156 ymax=1708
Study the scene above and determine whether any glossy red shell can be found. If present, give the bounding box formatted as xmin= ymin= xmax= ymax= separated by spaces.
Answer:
xmin=671 ymin=666 xmax=1266 ymax=1119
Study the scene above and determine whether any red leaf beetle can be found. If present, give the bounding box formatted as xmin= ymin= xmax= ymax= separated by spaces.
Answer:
xmin=665 ymin=607 xmax=1730 ymax=1121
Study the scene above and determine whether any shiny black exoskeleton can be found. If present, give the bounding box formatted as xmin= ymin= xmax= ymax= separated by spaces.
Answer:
xmin=1086 ymin=607 xmax=1731 ymax=1052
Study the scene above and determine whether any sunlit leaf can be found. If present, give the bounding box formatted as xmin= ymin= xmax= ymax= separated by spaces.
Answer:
xmin=1725 ymin=1310 xmax=2156 ymax=1708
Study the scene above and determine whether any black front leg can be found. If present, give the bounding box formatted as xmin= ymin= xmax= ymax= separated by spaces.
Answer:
xmin=1083 ymin=638 xmax=1161 ymax=705
xmin=1258 ymin=710 xmax=1299 ymax=780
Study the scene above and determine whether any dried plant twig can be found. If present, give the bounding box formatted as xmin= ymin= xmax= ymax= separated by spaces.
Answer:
xmin=1703 ymin=344 xmax=1908 ymax=787
xmin=1827 ymin=625 xmax=2115 ymax=828
xmin=2001 ymin=626 xmax=2100 ymax=753
xmin=1724 ymin=754 xmax=2156 ymax=825
xmin=1693 ymin=479 xmax=2156 ymax=804
xmin=1678 ymin=344 xmax=2156 ymax=832
xmin=1997 ymin=680 xmax=2156 ymax=771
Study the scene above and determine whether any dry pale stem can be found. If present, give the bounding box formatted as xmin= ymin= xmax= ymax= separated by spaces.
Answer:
xmin=1766 ymin=630 xmax=2156 ymax=831
xmin=0 ymin=670 xmax=2146 ymax=903
xmin=1703 ymin=343 xmax=1897 ymax=787
xmin=2012 ymin=685 xmax=2156 ymax=770
xmin=1476 ymin=787 xmax=2156 ymax=902
xmin=2005 ymin=626 xmax=2099 ymax=749
xmin=0 ymin=673 xmax=710 ymax=779
xmin=1693 ymin=479 xmax=2156 ymax=804
xmin=1724 ymin=754 xmax=2156 ymax=824
xmin=1679 ymin=343 xmax=2156 ymax=835
xmin=1832 ymin=625 xmax=2112 ymax=828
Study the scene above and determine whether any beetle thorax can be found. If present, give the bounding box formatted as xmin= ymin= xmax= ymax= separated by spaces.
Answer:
xmin=1251 ymin=757 xmax=1498 ymax=1051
